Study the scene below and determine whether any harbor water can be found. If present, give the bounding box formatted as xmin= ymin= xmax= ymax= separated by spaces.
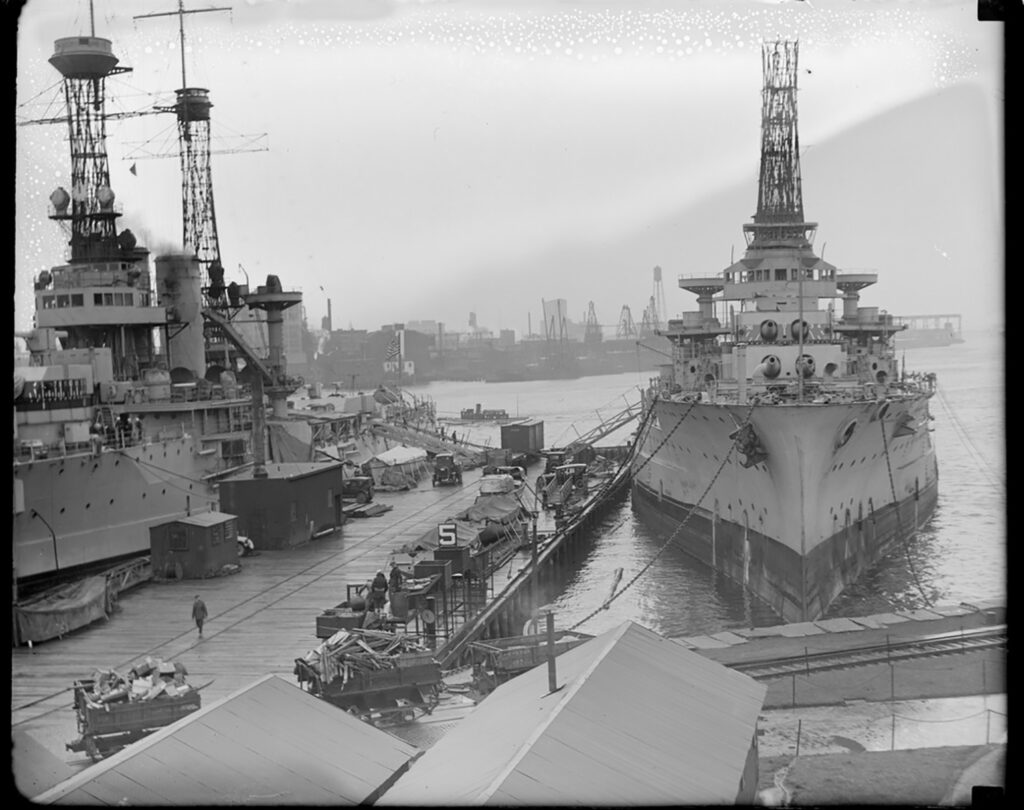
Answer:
xmin=391 ymin=328 xmax=1005 ymax=639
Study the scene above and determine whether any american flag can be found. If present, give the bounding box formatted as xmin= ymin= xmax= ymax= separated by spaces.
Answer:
xmin=385 ymin=333 xmax=401 ymax=361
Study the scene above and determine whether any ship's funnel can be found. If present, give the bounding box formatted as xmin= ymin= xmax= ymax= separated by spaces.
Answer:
xmin=156 ymin=254 xmax=206 ymax=380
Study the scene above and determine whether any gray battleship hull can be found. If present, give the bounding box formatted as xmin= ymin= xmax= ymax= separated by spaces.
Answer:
xmin=631 ymin=395 xmax=939 ymax=621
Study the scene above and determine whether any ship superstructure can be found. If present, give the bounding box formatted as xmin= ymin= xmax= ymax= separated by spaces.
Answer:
xmin=631 ymin=41 xmax=939 ymax=621
xmin=13 ymin=14 xmax=258 ymax=587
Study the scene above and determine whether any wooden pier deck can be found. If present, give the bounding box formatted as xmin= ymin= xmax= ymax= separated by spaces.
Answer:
xmin=11 ymin=462 xmax=554 ymax=772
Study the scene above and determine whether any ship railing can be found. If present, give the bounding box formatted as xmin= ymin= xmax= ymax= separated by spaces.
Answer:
xmin=121 ymin=382 xmax=252 ymax=406
xmin=14 ymin=426 xmax=191 ymax=464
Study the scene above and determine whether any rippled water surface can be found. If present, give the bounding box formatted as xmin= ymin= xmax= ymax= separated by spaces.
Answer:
xmin=399 ymin=330 xmax=1004 ymax=636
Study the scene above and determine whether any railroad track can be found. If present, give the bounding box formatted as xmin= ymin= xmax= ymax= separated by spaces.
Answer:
xmin=729 ymin=625 xmax=1007 ymax=680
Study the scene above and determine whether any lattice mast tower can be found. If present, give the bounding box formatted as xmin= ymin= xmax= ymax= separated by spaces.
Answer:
xmin=136 ymin=1 xmax=231 ymax=306
xmin=744 ymin=40 xmax=816 ymax=252
xmin=47 ymin=4 xmax=132 ymax=263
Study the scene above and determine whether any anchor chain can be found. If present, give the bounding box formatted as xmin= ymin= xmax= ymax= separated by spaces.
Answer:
xmin=879 ymin=408 xmax=933 ymax=608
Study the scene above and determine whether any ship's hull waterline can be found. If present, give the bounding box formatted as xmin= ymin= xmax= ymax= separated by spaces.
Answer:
xmin=631 ymin=396 xmax=939 ymax=621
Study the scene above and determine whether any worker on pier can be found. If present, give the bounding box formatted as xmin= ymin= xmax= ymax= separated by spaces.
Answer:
xmin=388 ymin=562 xmax=404 ymax=594
xmin=369 ymin=570 xmax=389 ymax=611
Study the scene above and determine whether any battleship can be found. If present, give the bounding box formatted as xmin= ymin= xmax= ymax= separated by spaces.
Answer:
xmin=631 ymin=41 xmax=939 ymax=622
xmin=12 ymin=8 xmax=412 ymax=594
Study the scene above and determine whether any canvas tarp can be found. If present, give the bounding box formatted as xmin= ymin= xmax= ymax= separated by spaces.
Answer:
xmin=364 ymin=445 xmax=429 ymax=489
xmin=15 ymin=576 xmax=110 ymax=643
xmin=400 ymin=494 xmax=528 ymax=556
xmin=268 ymin=422 xmax=315 ymax=463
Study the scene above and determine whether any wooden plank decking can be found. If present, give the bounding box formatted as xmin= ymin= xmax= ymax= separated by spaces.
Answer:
xmin=12 ymin=463 xmax=548 ymax=773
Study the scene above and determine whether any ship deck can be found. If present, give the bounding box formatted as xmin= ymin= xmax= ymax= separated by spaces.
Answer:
xmin=11 ymin=461 xmax=553 ymax=775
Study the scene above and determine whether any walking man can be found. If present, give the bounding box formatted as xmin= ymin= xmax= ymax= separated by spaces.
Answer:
xmin=192 ymin=595 xmax=208 ymax=637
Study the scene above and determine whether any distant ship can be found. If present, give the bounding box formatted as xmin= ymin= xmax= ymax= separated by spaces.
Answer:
xmin=891 ymin=314 xmax=965 ymax=350
xmin=631 ymin=41 xmax=939 ymax=622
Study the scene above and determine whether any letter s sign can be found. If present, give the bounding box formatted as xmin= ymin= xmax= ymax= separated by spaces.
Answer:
xmin=438 ymin=523 xmax=458 ymax=547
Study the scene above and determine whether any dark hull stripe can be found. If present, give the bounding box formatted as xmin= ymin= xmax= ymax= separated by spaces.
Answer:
xmin=631 ymin=478 xmax=939 ymax=621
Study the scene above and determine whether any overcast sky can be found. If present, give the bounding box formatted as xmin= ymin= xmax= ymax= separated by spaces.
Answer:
xmin=15 ymin=0 xmax=1002 ymax=336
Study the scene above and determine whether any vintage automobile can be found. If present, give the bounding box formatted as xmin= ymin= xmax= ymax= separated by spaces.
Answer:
xmin=341 ymin=475 xmax=375 ymax=503
xmin=432 ymin=453 xmax=463 ymax=486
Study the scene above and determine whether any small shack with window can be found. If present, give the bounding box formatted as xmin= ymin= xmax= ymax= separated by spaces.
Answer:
xmin=149 ymin=511 xmax=239 ymax=580
xmin=218 ymin=461 xmax=347 ymax=550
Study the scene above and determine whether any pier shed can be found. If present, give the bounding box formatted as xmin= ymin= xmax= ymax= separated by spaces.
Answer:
xmin=380 ymin=621 xmax=767 ymax=806
xmin=218 ymin=461 xmax=346 ymax=549
xmin=34 ymin=675 xmax=422 ymax=805
xmin=501 ymin=418 xmax=544 ymax=456
xmin=149 ymin=511 xmax=239 ymax=580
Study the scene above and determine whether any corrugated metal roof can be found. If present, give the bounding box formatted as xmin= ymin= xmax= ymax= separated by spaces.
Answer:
xmin=36 ymin=675 xmax=420 ymax=806
xmin=380 ymin=621 xmax=766 ymax=806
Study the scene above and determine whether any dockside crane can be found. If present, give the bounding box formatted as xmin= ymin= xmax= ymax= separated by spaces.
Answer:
xmin=615 ymin=306 xmax=637 ymax=339
xmin=583 ymin=301 xmax=603 ymax=345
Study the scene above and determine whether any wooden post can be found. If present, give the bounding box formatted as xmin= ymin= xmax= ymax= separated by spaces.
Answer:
xmin=795 ymin=718 xmax=802 ymax=757
xmin=546 ymin=610 xmax=558 ymax=693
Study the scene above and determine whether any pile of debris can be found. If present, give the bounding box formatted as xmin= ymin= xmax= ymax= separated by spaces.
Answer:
xmin=296 ymin=627 xmax=432 ymax=686
xmin=80 ymin=658 xmax=194 ymax=707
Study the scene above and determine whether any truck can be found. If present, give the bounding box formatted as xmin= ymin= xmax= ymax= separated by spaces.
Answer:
xmin=341 ymin=475 xmax=374 ymax=503
xmin=432 ymin=452 xmax=463 ymax=486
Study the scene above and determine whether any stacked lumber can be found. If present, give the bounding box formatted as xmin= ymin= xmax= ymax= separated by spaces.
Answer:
xmin=296 ymin=627 xmax=433 ymax=686
xmin=79 ymin=658 xmax=194 ymax=708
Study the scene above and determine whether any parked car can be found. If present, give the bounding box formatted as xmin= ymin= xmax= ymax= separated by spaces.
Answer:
xmin=341 ymin=476 xmax=374 ymax=503
xmin=432 ymin=453 xmax=463 ymax=486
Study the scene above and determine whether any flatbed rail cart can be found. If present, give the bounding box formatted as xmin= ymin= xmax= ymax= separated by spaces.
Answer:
xmin=66 ymin=678 xmax=205 ymax=761
xmin=294 ymin=650 xmax=442 ymax=726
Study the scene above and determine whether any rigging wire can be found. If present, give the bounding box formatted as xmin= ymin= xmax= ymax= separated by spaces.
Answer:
xmin=569 ymin=396 xmax=756 ymax=632
xmin=115 ymin=448 xmax=220 ymax=498
xmin=933 ymin=383 xmax=1004 ymax=494
xmin=878 ymin=412 xmax=933 ymax=609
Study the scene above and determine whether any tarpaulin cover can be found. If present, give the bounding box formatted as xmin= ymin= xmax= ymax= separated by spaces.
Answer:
xmin=454 ymin=493 xmax=528 ymax=524
xmin=268 ymin=422 xmax=315 ymax=462
xmin=371 ymin=445 xmax=428 ymax=465
xmin=399 ymin=494 xmax=527 ymax=555
xmin=15 ymin=576 xmax=109 ymax=643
